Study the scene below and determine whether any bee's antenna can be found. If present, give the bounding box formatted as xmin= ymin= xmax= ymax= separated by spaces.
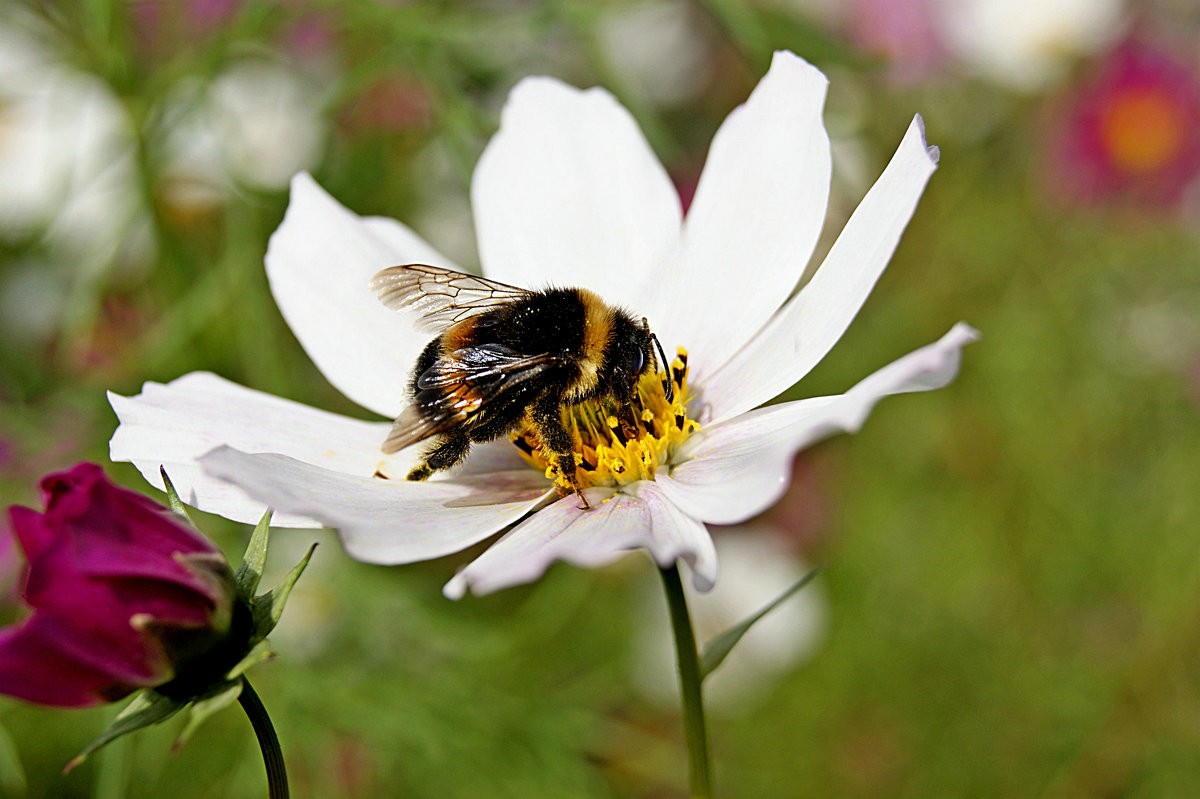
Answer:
xmin=650 ymin=333 xmax=673 ymax=402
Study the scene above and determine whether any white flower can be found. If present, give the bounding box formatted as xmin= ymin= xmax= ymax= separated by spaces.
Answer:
xmin=109 ymin=51 xmax=977 ymax=598
xmin=163 ymin=59 xmax=326 ymax=197
xmin=935 ymin=0 xmax=1127 ymax=90
xmin=0 ymin=10 xmax=147 ymax=263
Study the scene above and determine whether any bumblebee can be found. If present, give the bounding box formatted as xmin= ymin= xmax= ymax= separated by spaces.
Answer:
xmin=370 ymin=263 xmax=672 ymax=507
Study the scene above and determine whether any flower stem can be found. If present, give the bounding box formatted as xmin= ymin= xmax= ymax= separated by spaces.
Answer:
xmin=660 ymin=564 xmax=713 ymax=799
xmin=238 ymin=677 xmax=289 ymax=799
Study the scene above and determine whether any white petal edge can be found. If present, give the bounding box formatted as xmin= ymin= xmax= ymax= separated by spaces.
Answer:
xmin=656 ymin=323 xmax=979 ymax=524
xmin=654 ymin=51 xmax=832 ymax=379
xmin=700 ymin=115 xmax=941 ymax=422
xmin=108 ymin=372 xmax=402 ymax=527
xmin=471 ymin=76 xmax=682 ymax=318
xmin=265 ymin=172 xmax=456 ymax=419
xmin=443 ymin=480 xmax=717 ymax=599
xmin=200 ymin=447 xmax=553 ymax=564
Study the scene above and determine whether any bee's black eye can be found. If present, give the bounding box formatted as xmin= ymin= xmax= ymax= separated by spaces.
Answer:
xmin=631 ymin=346 xmax=645 ymax=376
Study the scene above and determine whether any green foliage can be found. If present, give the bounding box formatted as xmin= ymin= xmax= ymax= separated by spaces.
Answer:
xmin=700 ymin=566 xmax=823 ymax=680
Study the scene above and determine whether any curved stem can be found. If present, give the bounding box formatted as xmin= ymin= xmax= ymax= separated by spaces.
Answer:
xmin=238 ymin=677 xmax=289 ymax=799
xmin=660 ymin=564 xmax=713 ymax=799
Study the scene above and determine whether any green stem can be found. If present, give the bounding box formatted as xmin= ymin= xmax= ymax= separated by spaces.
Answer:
xmin=660 ymin=564 xmax=713 ymax=799
xmin=238 ymin=677 xmax=289 ymax=799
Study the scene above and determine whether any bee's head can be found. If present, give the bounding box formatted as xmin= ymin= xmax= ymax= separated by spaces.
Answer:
xmin=602 ymin=314 xmax=671 ymax=403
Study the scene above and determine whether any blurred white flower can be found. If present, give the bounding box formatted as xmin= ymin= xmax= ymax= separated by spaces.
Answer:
xmin=0 ymin=15 xmax=144 ymax=262
xmin=935 ymin=0 xmax=1128 ymax=90
xmin=632 ymin=524 xmax=827 ymax=712
xmin=163 ymin=59 xmax=325 ymax=195
xmin=598 ymin=0 xmax=712 ymax=107
xmin=110 ymin=52 xmax=975 ymax=598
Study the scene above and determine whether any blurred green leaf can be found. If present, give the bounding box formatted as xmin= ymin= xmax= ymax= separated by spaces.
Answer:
xmin=699 ymin=565 xmax=823 ymax=680
xmin=0 ymin=719 xmax=27 ymax=796
xmin=67 ymin=692 xmax=185 ymax=773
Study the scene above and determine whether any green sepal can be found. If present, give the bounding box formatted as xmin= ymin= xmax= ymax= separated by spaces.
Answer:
xmin=158 ymin=466 xmax=193 ymax=525
xmin=249 ymin=544 xmax=316 ymax=644
xmin=170 ymin=641 xmax=274 ymax=752
xmin=172 ymin=680 xmax=243 ymax=753
xmin=227 ymin=640 xmax=275 ymax=682
xmin=699 ymin=565 xmax=824 ymax=680
xmin=234 ymin=509 xmax=273 ymax=599
xmin=66 ymin=691 xmax=185 ymax=773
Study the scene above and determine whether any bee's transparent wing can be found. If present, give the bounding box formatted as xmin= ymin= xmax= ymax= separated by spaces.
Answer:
xmin=370 ymin=264 xmax=530 ymax=333
xmin=380 ymin=344 xmax=561 ymax=454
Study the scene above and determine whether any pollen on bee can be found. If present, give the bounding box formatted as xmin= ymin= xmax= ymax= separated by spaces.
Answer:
xmin=509 ymin=348 xmax=697 ymax=492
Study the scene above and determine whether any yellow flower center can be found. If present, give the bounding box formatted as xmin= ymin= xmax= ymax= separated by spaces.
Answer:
xmin=1100 ymin=87 xmax=1185 ymax=175
xmin=511 ymin=347 xmax=698 ymax=492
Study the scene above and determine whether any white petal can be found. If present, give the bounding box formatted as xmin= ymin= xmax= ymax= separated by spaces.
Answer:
xmin=108 ymin=372 xmax=400 ymax=527
xmin=655 ymin=51 xmax=831 ymax=379
xmin=201 ymin=447 xmax=552 ymax=564
xmin=470 ymin=76 xmax=681 ymax=316
xmin=444 ymin=481 xmax=716 ymax=598
xmin=700 ymin=115 xmax=941 ymax=422
xmin=658 ymin=323 xmax=978 ymax=524
xmin=265 ymin=172 xmax=456 ymax=419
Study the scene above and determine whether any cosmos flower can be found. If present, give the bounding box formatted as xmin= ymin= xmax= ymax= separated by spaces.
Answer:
xmin=109 ymin=51 xmax=976 ymax=598
xmin=1044 ymin=36 xmax=1200 ymax=209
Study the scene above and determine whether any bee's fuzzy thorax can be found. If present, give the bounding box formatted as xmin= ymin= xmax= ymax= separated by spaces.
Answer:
xmin=371 ymin=263 xmax=671 ymax=504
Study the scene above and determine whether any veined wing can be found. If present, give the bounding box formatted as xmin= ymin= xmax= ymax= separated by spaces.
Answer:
xmin=380 ymin=344 xmax=560 ymax=454
xmin=370 ymin=263 xmax=530 ymax=333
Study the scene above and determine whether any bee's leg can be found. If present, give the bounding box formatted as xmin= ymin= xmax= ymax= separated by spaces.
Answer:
xmin=531 ymin=394 xmax=590 ymax=511
xmin=405 ymin=433 xmax=470 ymax=481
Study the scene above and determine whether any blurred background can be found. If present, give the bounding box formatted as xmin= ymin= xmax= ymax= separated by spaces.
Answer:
xmin=1 ymin=0 xmax=1199 ymax=796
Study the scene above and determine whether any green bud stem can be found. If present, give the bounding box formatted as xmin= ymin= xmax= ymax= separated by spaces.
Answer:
xmin=660 ymin=564 xmax=713 ymax=799
xmin=237 ymin=677 xmax=289 ymax=799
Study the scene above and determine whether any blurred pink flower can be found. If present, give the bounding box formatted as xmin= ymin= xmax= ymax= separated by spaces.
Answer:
xmin=0 ymin=464 xmax=241 ymax=707
xmin=338 ymin=73 xmax=433 ymax=135
xmin=848 ymin=0 xmax=949 ymax=83
xmin=1045 ymin=37 xmax=1200 ymax=208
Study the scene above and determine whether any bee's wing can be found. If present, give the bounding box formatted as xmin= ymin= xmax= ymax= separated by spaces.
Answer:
xmin=380 ymin=343 xmax=561 ymax=454
xmin=370 ymin=264 xmax=531 ymax=333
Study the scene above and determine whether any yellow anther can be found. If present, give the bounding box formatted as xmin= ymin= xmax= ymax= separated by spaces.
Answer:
xmin=509 ymin=358 xmax=698 ymax=491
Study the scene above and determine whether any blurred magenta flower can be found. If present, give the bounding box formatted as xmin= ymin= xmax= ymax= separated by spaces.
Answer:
xmin=1045 ymin=37 xmax=1200 ymax=209
xmin=0 ymin=463 xmax=241 ymax=708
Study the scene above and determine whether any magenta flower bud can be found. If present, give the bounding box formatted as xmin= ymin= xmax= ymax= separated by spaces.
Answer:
xmin=0 ymin=463 xmax=248 ymax=708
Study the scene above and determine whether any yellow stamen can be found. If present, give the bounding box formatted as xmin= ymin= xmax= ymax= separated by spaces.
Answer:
xmin=511 ymin=346 xmax=698 ymax=492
